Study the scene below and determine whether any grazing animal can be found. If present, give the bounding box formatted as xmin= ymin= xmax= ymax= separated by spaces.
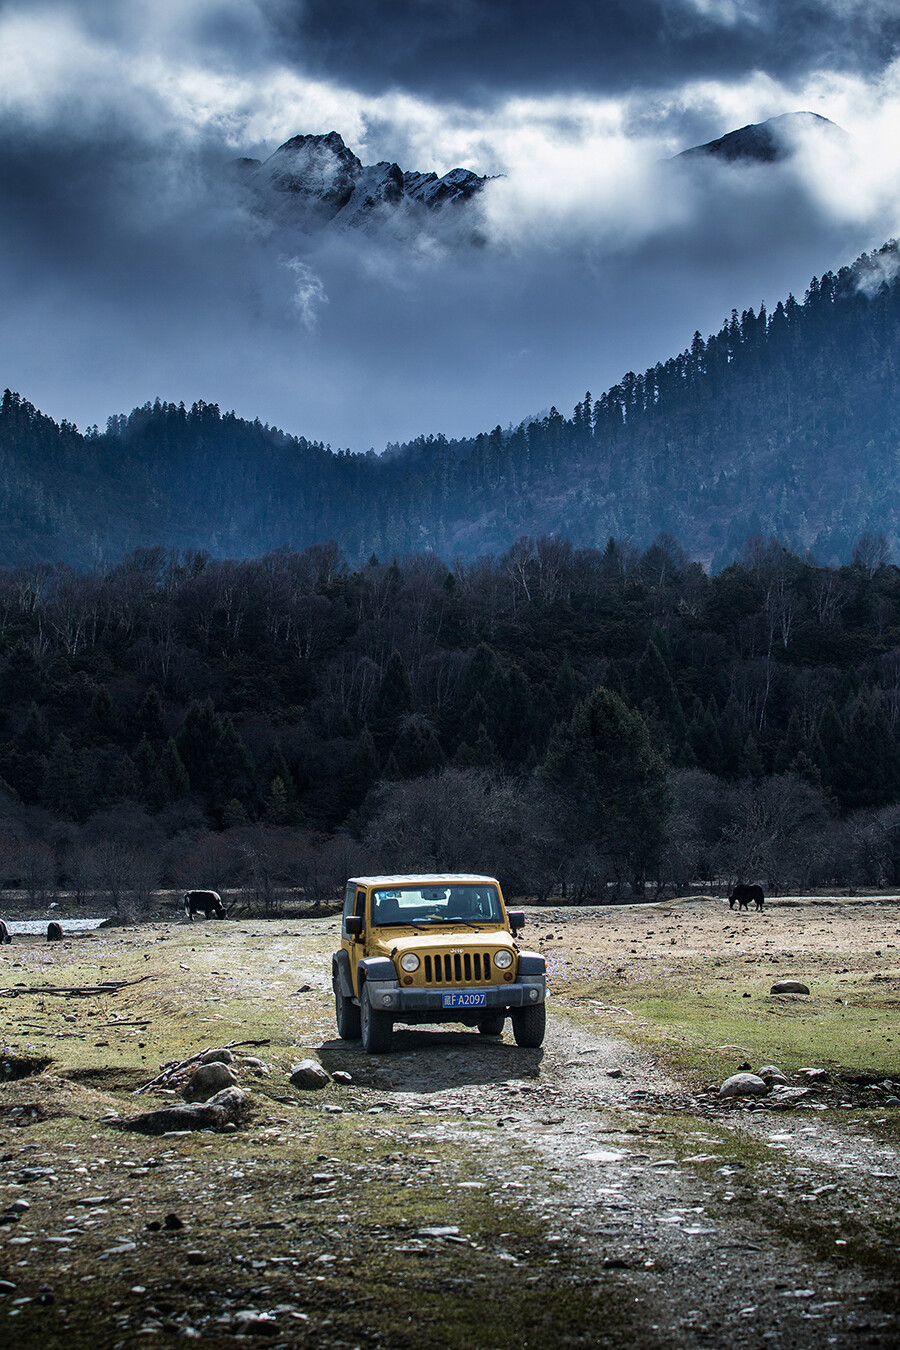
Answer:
xmin=46 ymin=921 xmax=63 ymax=941
xmin=729 ymin=884 xmax=765 ymax=912
xmin=0 ymin=919 xmax=10 ymax=943
xmin=184 ymin=889 xmax=227 ymax=921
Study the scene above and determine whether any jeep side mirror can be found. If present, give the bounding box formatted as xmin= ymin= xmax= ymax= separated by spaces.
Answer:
xmin=508 ymin=909 xmax=525 ymax=935
xmin=345 ymin=915 xmax=363 ymax=937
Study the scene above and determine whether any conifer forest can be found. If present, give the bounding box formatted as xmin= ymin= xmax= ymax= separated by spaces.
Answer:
xmin=1 ymin=532 xmax=900 ymax=909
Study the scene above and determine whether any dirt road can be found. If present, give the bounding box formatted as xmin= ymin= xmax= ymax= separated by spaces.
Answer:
xmin=1 ymin=902 xmax=899 ymax=1347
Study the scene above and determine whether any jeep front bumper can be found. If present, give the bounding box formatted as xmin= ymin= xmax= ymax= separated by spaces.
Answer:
xmin=361 ymin=974 xmax=546 ymax=1013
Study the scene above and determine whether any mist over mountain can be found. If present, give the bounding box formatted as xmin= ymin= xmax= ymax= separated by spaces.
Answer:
xmin=2 ymin=239 xmax=899 ymax=571
xmin=235 ymin=131 xmax=492 ymax=238
xmin=675 ymin=112 xmax=846 ymax=164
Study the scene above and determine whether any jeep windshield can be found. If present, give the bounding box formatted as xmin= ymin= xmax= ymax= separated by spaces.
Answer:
xmin=372 ymin=884 xmax=502 ymax=927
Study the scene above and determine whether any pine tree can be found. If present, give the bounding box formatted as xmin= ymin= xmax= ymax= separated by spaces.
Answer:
xmin=17 ymin=703 xmax=50 ymax=755
xmin=42 ymin=734 xmax=81 ymax=818
xmin=265 ymin=776 xmax=290 ymax=825
xmin=110 ymin=753 xmax=142 ymax=803
xmin=86 ymin=686 xmax=122 ymax=745
xmin=452 ymin=724 xmax=500 ymax=769
xmin=371 ymin=651 xmax=414 ymax=753
xmin=133 ymin=738 xmax=158 ymax=794
xmin=213 ymin=716 xmax=255 ymax=804
xmin=136 ymin=686 xmax=164 ymax=744
xmin=539 ymin=686 xmax=671 ymax=891
xmin=176 ymin=699 xmax=221 ymax=791
xmin=152 ymin=739 xmax=190 ymax=807
xmin=340 ymin=726 xmax=380 ymax=818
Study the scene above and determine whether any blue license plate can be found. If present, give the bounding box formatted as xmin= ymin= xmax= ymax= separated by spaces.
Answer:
xmin=442 ymin=991 xmax=487 ymax=1008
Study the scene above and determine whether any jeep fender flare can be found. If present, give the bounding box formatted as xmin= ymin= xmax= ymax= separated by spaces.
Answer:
xmin=357 ymin=956 xmax=397 ymax=1000
xmin=332 ymin=949 xmax=354 ymax=999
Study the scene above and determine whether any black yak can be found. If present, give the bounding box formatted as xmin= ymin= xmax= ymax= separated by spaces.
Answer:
xmin=728 ymin=884 xmax=765 ymax=912
xmin=184 ymin=890 xmax=227 ymax=920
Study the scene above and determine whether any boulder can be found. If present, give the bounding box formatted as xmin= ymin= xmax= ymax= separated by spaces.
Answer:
xmin=770 ymin=980 xmax=810 ymax=995
xmin=719 ymin=1072 xmax=769 ymax=1099
xmin=183 ymin=1063 xmax=238 ymax=1101
xmin=290 ymin=1059 xmax=330 ymax=1090
xmin=115 ymin=1086 xmax=249 ymax=1136
xmin=200 ymin=1048 xmax=235 ymax=1065
xmin=757 ymin=1064 xmax=789 ymax=1084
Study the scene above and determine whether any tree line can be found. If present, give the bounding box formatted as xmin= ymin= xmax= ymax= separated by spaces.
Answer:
xmin=2 ymin=533 xmax=900 ymax=909
xmin=3 ymin=240 xmax=900 ymax=568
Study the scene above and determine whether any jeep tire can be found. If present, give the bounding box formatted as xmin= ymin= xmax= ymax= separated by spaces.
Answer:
xmin=478 ymin=1012 xmax=506 ymax=1036
xmin=334 ymin=982 xmax=361 ymax=1040
xmin=360 ymin=987 xmax=393 ymax=1054
xmin=511 ymin=1002 xmax=546 ymax=1048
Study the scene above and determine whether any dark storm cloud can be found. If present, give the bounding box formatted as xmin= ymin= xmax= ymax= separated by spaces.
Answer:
xmin=262 ymin=0 xmax=900 ymax=101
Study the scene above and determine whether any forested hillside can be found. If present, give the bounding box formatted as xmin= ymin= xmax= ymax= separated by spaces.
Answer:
xmin=2 ymin=537 xmax=900 ymax=907
xmin=3 ymin=241 xmax=900 ymax=569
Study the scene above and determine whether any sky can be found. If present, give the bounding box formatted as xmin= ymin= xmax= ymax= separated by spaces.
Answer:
xmin=2 ymin=0 xmax=900 ymax=450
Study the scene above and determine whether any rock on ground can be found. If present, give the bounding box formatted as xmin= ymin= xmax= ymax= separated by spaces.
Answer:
xmin=719 ymin=1072 xmax=769 ymax=1098
xmin=183 ymin=1063 xmax=238 ymax=1101
xmin=290 ymin=1059 xmax=330 ymax=1090
xmin=115 ymin=1086 xmax=249 ymax=1135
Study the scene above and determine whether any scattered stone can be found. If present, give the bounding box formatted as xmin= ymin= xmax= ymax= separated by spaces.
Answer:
xmin=116 ymin=1086 xmax=249 ymax=1136
xmin=771 ymin=980 xmax=810 ymax=995
xmin=417 ymin=1226 xmax=460 ymax=1238
xmin=289 ymin=1060 xmax=330 ymax=1090
xmin=719 ymin=1073 xmax=769 ymax=1099
xmin=885 ymin=1096 xmax=900 ymax=1107
xmin=602 ymin=1256 xmax=629 ymax=1269
xmin=183 ymin=1063 xmax=238 ymax=1101
xmin=757 ymin=1065 xmax=789 ymax=1084
xmin=296 ymin=985 xmax=312 ymax=993
xmin=8 ymin=1200 xmax=29 ymax=1214
xmin=233 ymin=1311 xmax=278 ymax=1335
xmin=199 ymin=1048 xmax=235 ymax=1066
xmin=797 ymin=1067 xmax=829 ymax=1081
xmin=185 ymin=1251 xmax=208 ymax=1265
xmin=0 ymin=1281 xmax=16 ymax=1295
xmin=606 ymin=1068 xmax=623 ymax=1078
xmin=331 ymin=1071 xmax=353 ymax=1085
xmin=164 ymin=1213 xmax=184 ymax=1231
xmin=240 ymin=1057 xmax=270 ymax=1076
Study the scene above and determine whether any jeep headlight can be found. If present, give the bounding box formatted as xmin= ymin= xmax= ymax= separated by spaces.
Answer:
xmin=399 ymin=953 xmax=420 ymax=973
xmin=493 ymin=950 xmax=513 ymax=970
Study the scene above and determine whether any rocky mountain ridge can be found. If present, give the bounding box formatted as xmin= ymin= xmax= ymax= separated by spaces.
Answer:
xmin=236 ymin=130 xmax=492 ymax=233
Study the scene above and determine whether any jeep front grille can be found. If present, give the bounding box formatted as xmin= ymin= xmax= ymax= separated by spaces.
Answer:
xmin=423 ymin=952 xmax=493 ymax=984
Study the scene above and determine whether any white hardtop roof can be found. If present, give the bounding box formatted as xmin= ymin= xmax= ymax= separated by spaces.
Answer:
xmin=348 ymin=875 xmax=499 ymax=886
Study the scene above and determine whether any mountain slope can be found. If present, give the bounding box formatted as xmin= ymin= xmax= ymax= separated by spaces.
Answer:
xmin=675 ymin=111 xmax=845 ymax=164
xmin=2 ymin=241 xmax=900 ymax=569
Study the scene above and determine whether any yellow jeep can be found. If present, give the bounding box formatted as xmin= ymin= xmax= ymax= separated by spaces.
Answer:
xmin=331 ymin=874 xmax=547 ymax=1054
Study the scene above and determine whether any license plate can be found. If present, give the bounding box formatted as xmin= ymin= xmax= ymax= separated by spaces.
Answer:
xmin=442 ymin=991 xmax=487 ymax=1008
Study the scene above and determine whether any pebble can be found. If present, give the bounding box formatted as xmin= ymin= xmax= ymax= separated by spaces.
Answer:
xmin=0 ymin=1282 xmax=16 ymax=1295
xmin=332 ymin=1071 xmax=353 ymax=1084
xmin=606 ymin=1068 xmax=623 ymax=1078
xmin=719 ymin=1073 xmax=769 ymax=1099
xmin=289 ymin=1060 xmax=330 ymax=1090
xmin=885 ymin=1096 xmax=900 ymax=1107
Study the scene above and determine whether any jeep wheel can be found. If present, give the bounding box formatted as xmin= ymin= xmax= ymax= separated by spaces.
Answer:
xmin=360 ymin=989 xmax=393 ymax=1054
xmin=511 ymin=1002 xmax=546 ymax=1048
xmin=334 ymin=983 xmax=361 ymax=1041
xmin=478 ymin=1012 xmax=506 ymax=1036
